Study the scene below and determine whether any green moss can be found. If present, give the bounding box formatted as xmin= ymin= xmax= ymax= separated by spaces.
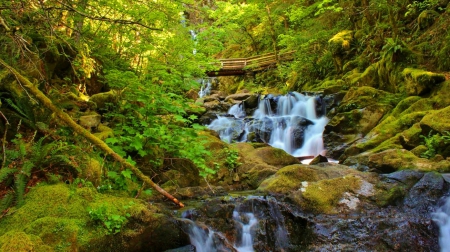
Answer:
xmin=375 ymin=185 xmax=406 ymax=207
xmin=301 ymin=175 xmax=362 ymax=214
xmin=258 ymin=164 xmax=319 ymax=193
xmin=417 ymin=10 xmax=439 ymax=30
xmin=402 ymin=68 xmax=446 ymax=95
xmin=0 ymin=231 xmax=53 ymax=252
xmin=0 ymin=183 xmax=154 ymax=251
xmin=420 ymin=106 xmax=450 ymax=133
xmin=93 ymin=124 xmax=114 ymax=140
xmin=390 ymin=96 xmax=422 ymax=117
xmin=353 ymin=111 xmax=427 ymax=153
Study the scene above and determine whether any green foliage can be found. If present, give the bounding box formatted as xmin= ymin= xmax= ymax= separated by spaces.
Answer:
xmin=315 ymin=0 xmax=343 ymax=16
xmin=88 ymin=202 xmax=134 ymax=234
xmin=224 ymin=148 xmax=241 ymax=170
xmin=1 ymin=133 xmax=83 ymax=208
xmin=420 ymin=131 xmax=448 ymax=158
xmin=382 ymin=37 xmax=404 ymax=57
xmin=103 ymin=69 xmax=214 ymax=178
xmin=405 ymin=0 xmax=441 ymax=17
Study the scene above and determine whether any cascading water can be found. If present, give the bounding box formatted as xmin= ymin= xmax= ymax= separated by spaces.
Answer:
xmin=432 ymin=197 xmax=450 ymax=252
xmin=233 ymin=211 xmax=258 ymax=252
xmin=208 ymin=92 xmax=328 ymax=158
xmin=198 ymin=78 xmax=213 ymax=98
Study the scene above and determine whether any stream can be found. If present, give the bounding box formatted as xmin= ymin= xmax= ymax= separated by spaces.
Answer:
xmin=167 ymin=91 xmax=449 ymax=252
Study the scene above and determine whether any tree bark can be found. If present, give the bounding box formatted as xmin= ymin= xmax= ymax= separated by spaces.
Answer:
xmin=0 ymin=59 xmax=185 ymax=208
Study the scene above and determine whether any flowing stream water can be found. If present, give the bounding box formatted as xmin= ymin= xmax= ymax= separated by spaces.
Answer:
xmin=433 ymin=196 xmax=450 ymax=252
xmin=180 ymin=196 xmax=294 ymax=252
xmin=208 ymin=92 xmax=328 ymax=158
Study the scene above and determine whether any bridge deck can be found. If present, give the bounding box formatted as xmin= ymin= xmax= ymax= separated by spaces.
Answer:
xmin=206 ymin=51 xmax=295 ymax=77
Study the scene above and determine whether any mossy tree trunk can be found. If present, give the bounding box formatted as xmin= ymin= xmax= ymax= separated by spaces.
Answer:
xmin=0 ymin=59 xmax=185 ymax=208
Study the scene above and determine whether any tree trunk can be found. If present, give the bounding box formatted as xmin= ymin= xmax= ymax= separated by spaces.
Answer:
xmin=0 ymin=59 xmax=185 ymax=208
xmin=265 ymin=5 xmax=279 ymax=62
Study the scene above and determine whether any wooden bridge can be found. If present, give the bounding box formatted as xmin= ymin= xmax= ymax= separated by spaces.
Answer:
xmin=205 ymin=51 xmax=295 ymax=77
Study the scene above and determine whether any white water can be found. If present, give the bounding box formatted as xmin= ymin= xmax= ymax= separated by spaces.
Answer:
xmin=208 ymin=92 xmax=328 ymax=157
xmin=198 ymin=78 xmax=212 ymax=98
xmin=233 ymin=211 xmax=258 ymax=252
xmin=183 ymin=219 xmax=216 ymax=252
xmin=432 ymin=197 xmax=450 ymax=252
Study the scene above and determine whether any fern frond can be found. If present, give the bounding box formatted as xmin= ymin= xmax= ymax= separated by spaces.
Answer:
xmin=4 ymin=98 xmax=28 ymax=119
xmin=15 ymin=173 xmax=28 ymax=207
xmin=0 ymin=191 xmax=15 ymax=212
xmin=0 ymin=168 xmax=18 ymax=184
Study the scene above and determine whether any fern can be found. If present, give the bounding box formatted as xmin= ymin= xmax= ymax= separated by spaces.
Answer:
xmin=0 ymin=168 xmax=18 ymax=183
xmin=0 ymin=191 xmax=15 ymax=212
xmin=15 ymin=173 xmax=27 ymax=207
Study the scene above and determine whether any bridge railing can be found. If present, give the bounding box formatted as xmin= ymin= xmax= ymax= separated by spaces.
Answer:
xmin=205 ymin=50 xmax=295 ymax=76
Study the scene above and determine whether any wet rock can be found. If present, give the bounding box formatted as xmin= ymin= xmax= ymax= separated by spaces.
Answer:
xmin=224 ymin=93 xmax=252 ymax=102
xmin=382 ymin=170 xmax=424 ymax=185
xmin=185 ymin=89 xmax=199 ymax=100
xmin=309 ymin=155 xmax=328 ymax=165
xmin=404 ymin=172 xmax=445 ymax=210
xmin=198 ymin=111 xmax=218 ymax=125
xmin=164 ymin=245 xmax=196 ymax=252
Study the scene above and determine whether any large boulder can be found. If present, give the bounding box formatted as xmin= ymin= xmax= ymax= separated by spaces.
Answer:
xmin=0 ymin=184 xmax=189 ymax=252
xmin=402 ymin=68 xmax=445 ymax=95
xmin=420 ymin=105 xmax=450 ymax=134
xmin=367 ymin=149 xmax=450 ymax=173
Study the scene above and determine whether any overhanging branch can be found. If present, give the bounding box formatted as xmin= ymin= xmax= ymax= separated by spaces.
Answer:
xmin=56 ymin=0 xmax=163 ymax=31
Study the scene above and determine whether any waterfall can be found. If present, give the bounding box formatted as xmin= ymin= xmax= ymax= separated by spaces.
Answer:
xmin=208 ymin=92 xmax=328 ymax=158
xmin=198 ymin=78 xmax=213 ymax=98
xmin=432 ymin=197 xmax=450 ymax=252
xmin=233 ymin=211 xmax=258 ymax=252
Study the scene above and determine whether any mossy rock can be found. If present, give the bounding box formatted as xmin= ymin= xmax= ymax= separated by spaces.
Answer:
xmin=250 ymin=146 xmax=299 ymax=167
xmin=348 ymin=111 xmax=427 ymax=155
xmin=89 ymin=90 xmax=119 ymax=111
xmin=258 ymin=164 xmax=321 ymax=193
xmin=0 ymin=184 xmax=172 ymax=251
xmin=0 ymin=231 xmax=53 ymax=252
xmin=420 ymin=105 xmax=450 ymax=134
xmin=300 ymin=175 xmax=362 ymax=214
xmin=367 ymin=149 xmax=450 ymax=173
xmin=411 ymin=145 xmax=429 ymax=157
xmin=328 ymin=30 xmax=354 ymax=72
xmin=93 ymin=124 xmax=114 ymax=140
xmin=402 ymin=68 xmax=445 ymax=96
xmin=80 ymin=158 xmax=102 ymax=187
xmin=418 ymin=10 xmax=439 ymax=30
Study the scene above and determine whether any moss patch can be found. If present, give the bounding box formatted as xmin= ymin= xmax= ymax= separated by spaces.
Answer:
xmin=0 ymin=183 xmax=157 ymax=251
xmin=301 ymin=175 xmax=362 ymax=214
xmin=402 ymin=68 xmax=445 ymax=95
xmin=258 ymin=164 xmax=320 ymax=193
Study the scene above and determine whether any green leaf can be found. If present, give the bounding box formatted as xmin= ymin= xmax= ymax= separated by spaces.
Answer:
xmin=121 ymin=169 xmax=133 ymax=179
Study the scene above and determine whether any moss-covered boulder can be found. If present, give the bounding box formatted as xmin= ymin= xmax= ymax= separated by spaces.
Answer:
xmin=93 ymin=124 xmax=114 ymax=140
xmin=300 ymin=175 xmax=362 ymax=214
xmin=420 ymin=105 xmax=450 ymax=134
xmin=0 ymin=231 xmax=52 ymax=252
xmin=367 ymin=149 xmax=450 ymax=172
xmin=258 ymin=164 xmax=321 ymax=193
xmin=417 ymin=10 xmax=439 ymax=30
xmin=402 ymin=68 xmax=445 ymax=95
xmin=89 ymin=90 xmax=119 ymax=111
xmin=206 ymin=142 xmax=300 ymax=189
xmin=328 ymin=30 xmax=354 ymax=73
xmin=0 ymin=184 xmax=187 ymax=252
